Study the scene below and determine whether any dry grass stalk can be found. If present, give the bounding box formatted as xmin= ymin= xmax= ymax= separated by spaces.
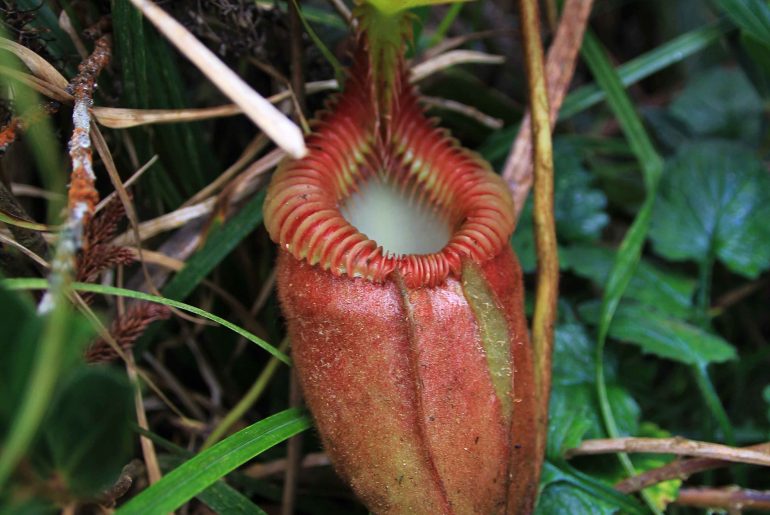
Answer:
xmin=675 ymin=487 xmax=770 ymax=512
xmin=567 ymin=437 xmax=770 ymax=468
xmin=616 ymin=442 xmax=770 ymax=494
xmin=410 ymin=49 xmax=505 ymax=82
xmin=127 ymin=0 xmax=307 ymax=158
xmin=502 ymin=0 xmax=595 ymax=216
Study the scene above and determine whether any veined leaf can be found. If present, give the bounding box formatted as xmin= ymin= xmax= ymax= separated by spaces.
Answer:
xmin=650 ymin=141 xmax=770 ymax=278
xmin=579 ymin=301 xmax=737 ymax=367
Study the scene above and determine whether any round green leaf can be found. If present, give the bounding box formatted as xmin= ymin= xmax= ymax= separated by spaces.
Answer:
xmin=650 ymin=141 xmax=770 ymax=278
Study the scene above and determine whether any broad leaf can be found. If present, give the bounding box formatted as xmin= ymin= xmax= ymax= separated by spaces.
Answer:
xmin=35 ymin=368 xmax=134 ymax=496
xmin=561 ymin=245 xmax=695 ymax=318
xmin=537 ymin=482 xmax=619 ymax=515
xmin=649 ymin=141 xmax=770 ymax=278
xmin=0 ymin=286 xmax=41 ymax=435
xmin=668 ymin=68 xmax=762 ymax=142
xmin=537 ymin=462 xmax=645 ymax=515
xmin=548 ymin=324 xmax=639 ymax=461
xmin=579 ymin=301 xmax=737 ymax=367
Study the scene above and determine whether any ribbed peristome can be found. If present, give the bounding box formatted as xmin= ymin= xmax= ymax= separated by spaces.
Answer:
xmin=263 ymin=31 xmax=515 ymax=288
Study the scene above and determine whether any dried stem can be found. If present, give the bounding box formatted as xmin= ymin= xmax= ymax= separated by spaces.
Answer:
xmin=675 ymin=487 xmax=770 ymax=512
xmin=128 ymin=0 xmax=306 ymax=158
xmin=420 ymin=95 xmax=503 ymax=129
xmin=38 ymin=35 xmax=110 ymax=314
xmin=567 ymin=437 xmax=770 ymax=468
xmin=616 ymin=442 xmax=770 ymax=494
xmin=503 ymin=0 xmax=594 ymax=217
xmin=518 ymin=0 xmax=558 ymax=490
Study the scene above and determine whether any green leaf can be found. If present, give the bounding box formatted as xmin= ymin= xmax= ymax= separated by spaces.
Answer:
xmin=715 ymin=0 xmax=770 ymax=45
xmin=630 ymin=424 xmax=681 ymax=511
xmin=581 ymin=30 xmax=665 ymax=514
xmin=536 ymin=481 xmax=619 ymax=515
xmin=668 ymin=68 xmax=762 ymax=142
xmin=579 ymin=301 xmax=737 ymax=367
xmin=34 ymin=368 xmax=134 ymax=496
xmin=197 ymin=480 xmax=269 ymax=515
xmin=649 ymin=141 xmax=770 ymax=278
xmin=0 ymin=288 xmax=93 ymax=490
xmin=552 ymin=324 xmax=596 ymax=386
xmin=116 ymin=409 xmax=311 ymax=515
xmin=512 ymin=141 xmax=608 ymax=271
xmin=365 ymin=0 xmax=471 ymax=16
xmin=479 ymin=22 xmax=726 ymax=163
xmin=548 ymin=324 xmax=639 ymax=461
xmin=0 ymin=286 xmax=41 ymax=435
xmin=561 ymin=245 xmax=695 ymax=318
xmin=537 ymin=462 xmax=646 ymax=515
xmin=161 ymin=455 xmax=270 ymax=515
xmin=561 ymin=21 xmax=727 ymax=120
xmin=163 ymin=190 xmax=267 ymax=301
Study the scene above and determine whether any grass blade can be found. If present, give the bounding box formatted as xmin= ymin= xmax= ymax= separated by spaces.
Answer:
xmin=115 ymin=408 xmax=311 ymax=514
xmin=479 ymin=21 xmax=727 ymax=163
xmin=2 ymin=278 xmax=290 ymax=365
xmin=581 ymin=29 xmax=665 ymax=515
xmin=162 ymin=190 xmax=268 ymax=301
xmin=561 ymin=21 xmax=728 ymax=119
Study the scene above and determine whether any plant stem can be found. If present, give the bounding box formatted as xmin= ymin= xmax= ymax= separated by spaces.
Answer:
xmin=518 ymin=0 xmax=558 ymax=485
xmin=427 ymin=3 xmax=463 ymax=47
xmin=692 ymin=364 xmax=735 ymax=445
xmin=691 ymin=251 xmax=735 ymax=445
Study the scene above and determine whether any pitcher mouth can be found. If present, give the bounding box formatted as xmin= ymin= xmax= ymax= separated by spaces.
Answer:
xmin=263 ymin=40 xmax=515 ymax=288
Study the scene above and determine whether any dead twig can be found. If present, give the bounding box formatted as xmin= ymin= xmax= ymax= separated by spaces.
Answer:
xmin=410 ymin=49 xmax=504 ymax=83
xmin=675 ymin=486 xmax=770 ymax=512
xmin=244 ymin=451 xmax=330 ymax=479
xmin=420 ymin=95 xmax=503 ymax=129
xmin=518 ymin=0 xmax=557 ymax=507
xmin=616 ymin=442 xmax=770 ymax=494
xmin=567 ymin=437 xmax=770 ymax=468
xmin=502 ymin=0 xmax=594 ymax=217
xmin=38 ymin=35 xmax=110 ymax=314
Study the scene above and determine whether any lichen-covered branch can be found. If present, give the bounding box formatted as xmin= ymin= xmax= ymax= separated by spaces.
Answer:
xmin=37 ymin=35 xmax=110 ymax=314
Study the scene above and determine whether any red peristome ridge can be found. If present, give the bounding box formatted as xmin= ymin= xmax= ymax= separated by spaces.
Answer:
xmin=263 ymin=33 xmax=515 ymax=288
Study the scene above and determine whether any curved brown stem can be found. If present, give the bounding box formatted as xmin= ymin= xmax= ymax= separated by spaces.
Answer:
xmin=518 ymin=0 xmax=558 ymax=502
xmin=503 ymin=0 xmax=594 ymax=218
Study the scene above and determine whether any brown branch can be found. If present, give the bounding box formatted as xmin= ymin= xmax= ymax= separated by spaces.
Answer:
xmin=97 ymin=459 xmax=144 ymax=506
xmin=67 ymin=35 xmax=111 ymax=225
xmin=502 ymin=0 xmax=594 ymax=218
xmin=567 ymin=437 xmax=770 ymax=468
xmin=38 ymin=35 xmax=111 ymax=313
xmin=675 ymin=487 xmax=770 ymax=512
xmin=518 ymin=0 xmax=558 ymax=508
xmin=616 ymin=442 xmax=770 ymax=494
